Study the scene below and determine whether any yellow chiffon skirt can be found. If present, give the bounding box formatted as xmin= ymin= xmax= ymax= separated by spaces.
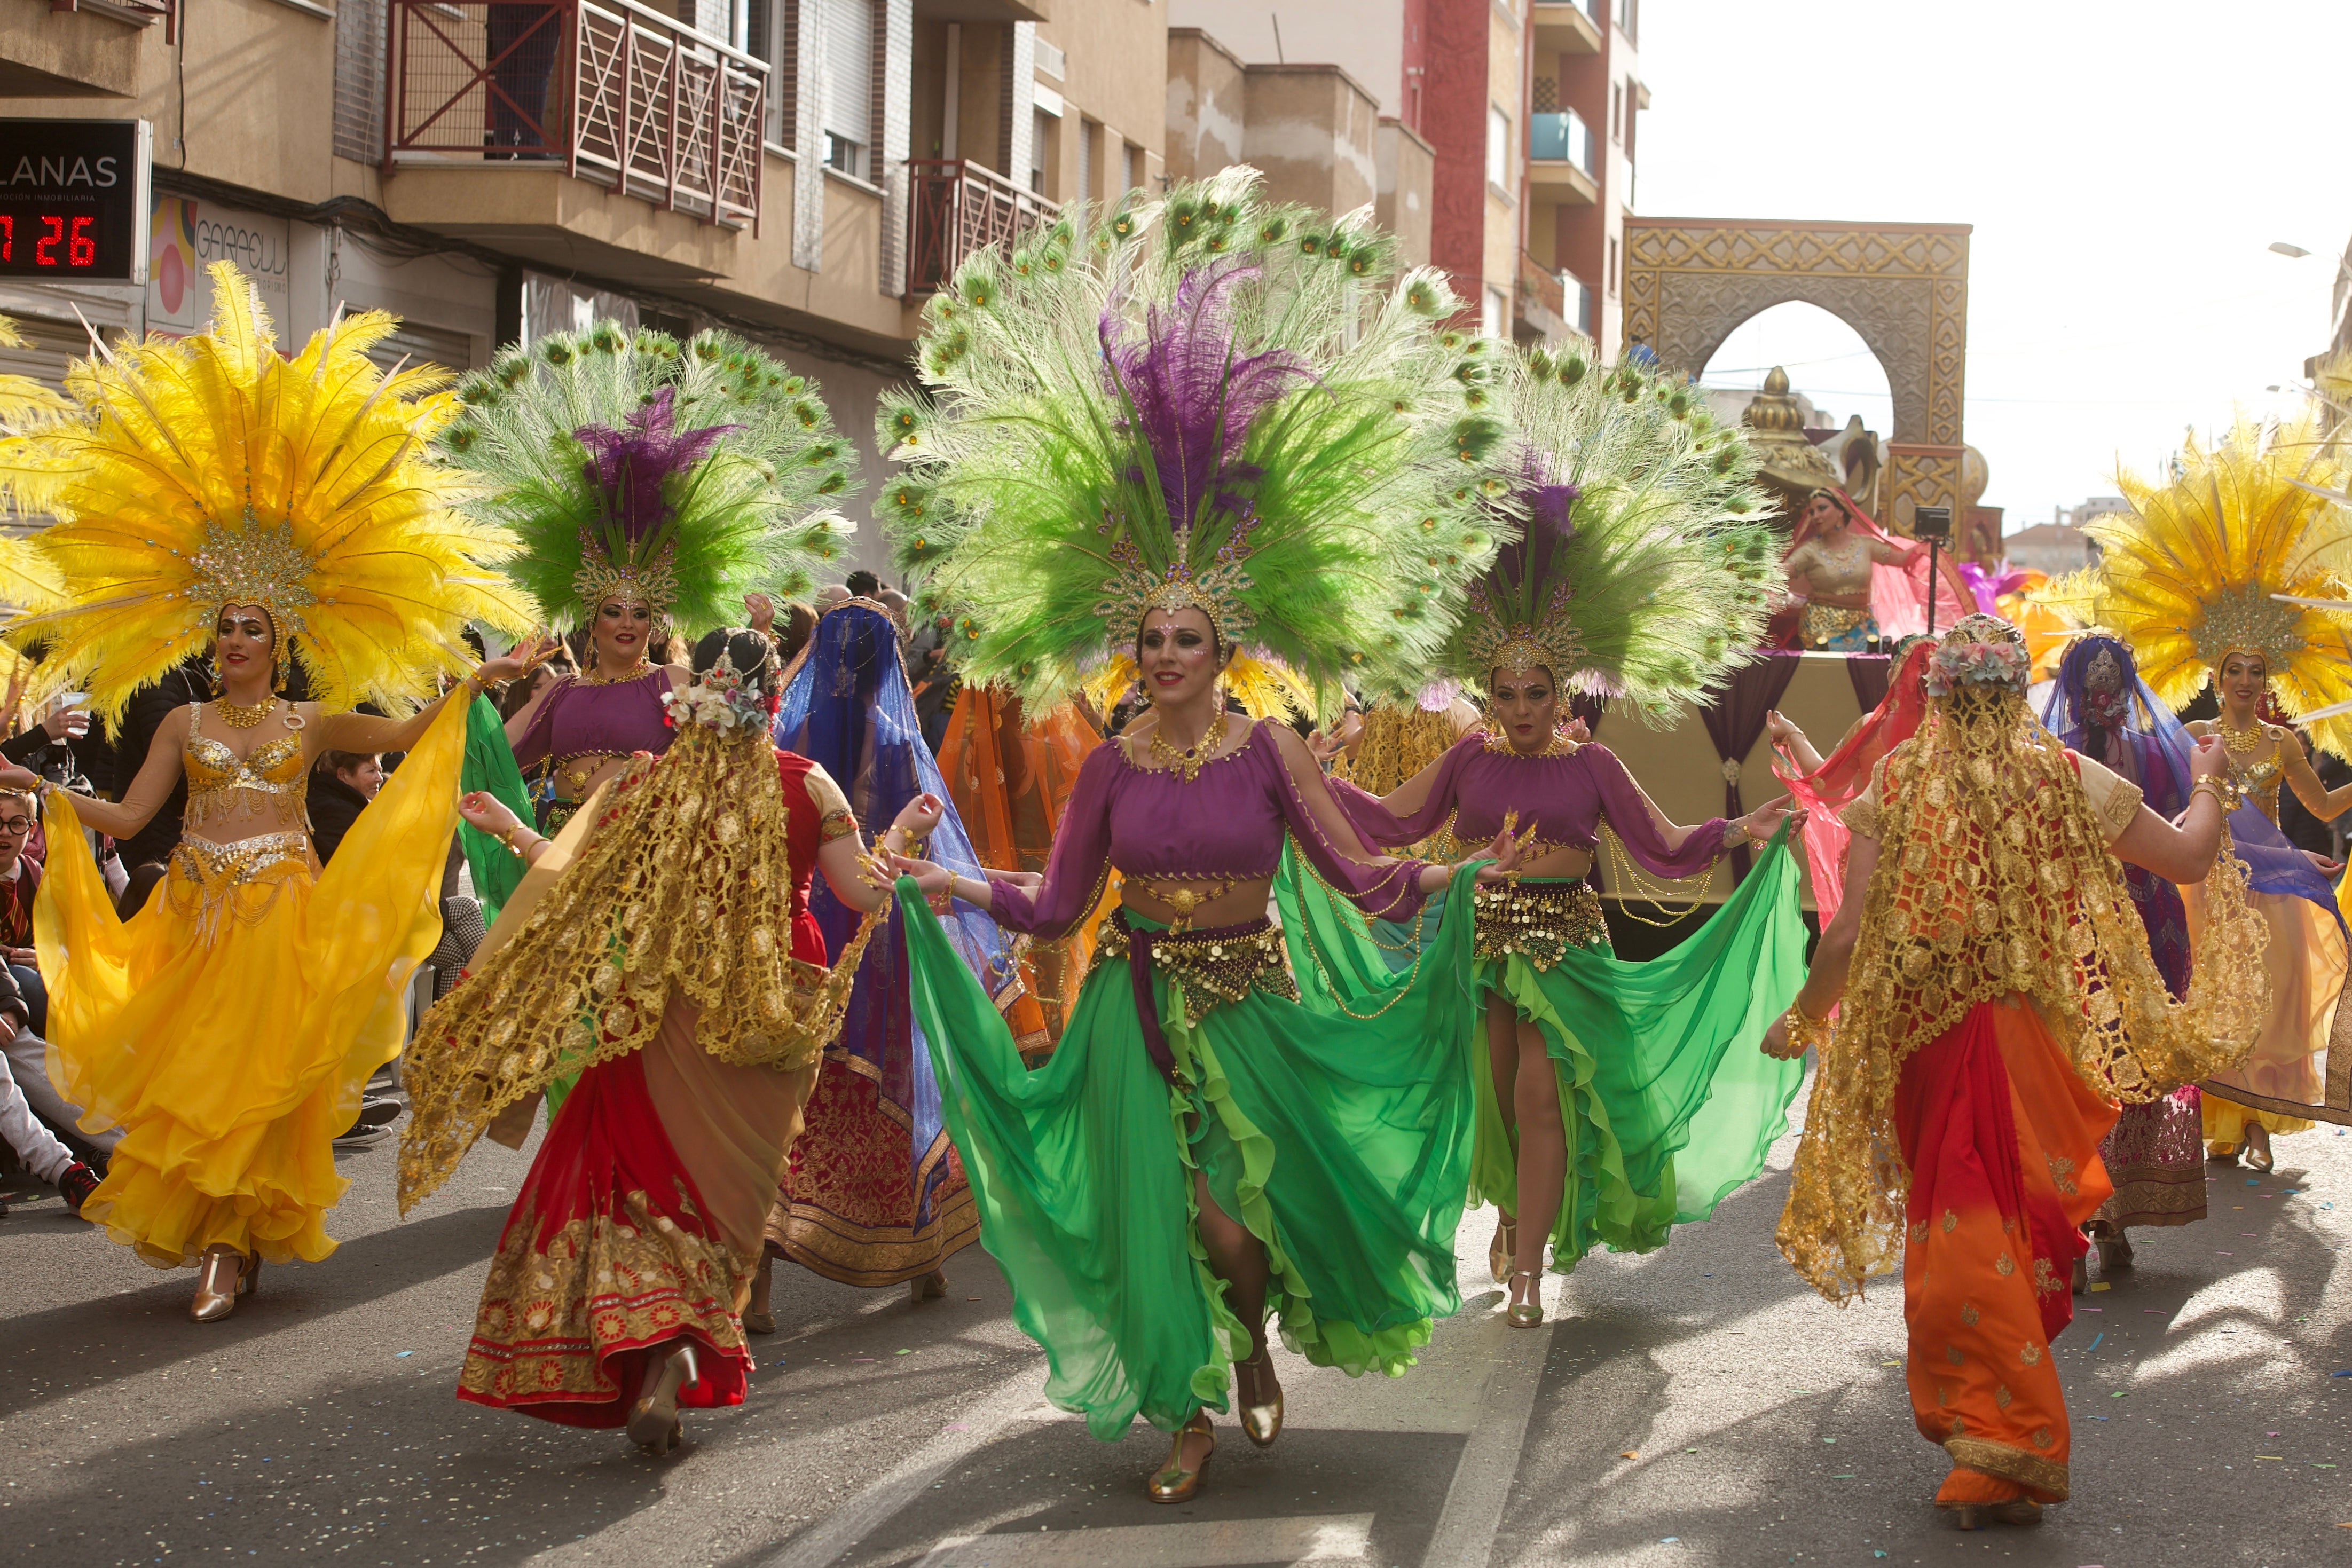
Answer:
xmin=2200 ymin=886 xmax=2332 ymax=1150
xmin=37 ymin=699 xmax=468 ymax=1268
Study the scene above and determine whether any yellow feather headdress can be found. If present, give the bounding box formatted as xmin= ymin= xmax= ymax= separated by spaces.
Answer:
xmin=0 ymin=263 xmax=531 ymax=723
xmin=2033 ymin=412 xmax=2352 ymax=758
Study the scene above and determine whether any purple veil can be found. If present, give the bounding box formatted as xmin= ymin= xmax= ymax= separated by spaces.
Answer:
xmin=2041 ymin=634 xmax=2343 ymax=937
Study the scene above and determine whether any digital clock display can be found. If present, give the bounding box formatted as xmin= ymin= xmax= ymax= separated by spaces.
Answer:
xmin=0 ymin=119 xmax=151 ymax=285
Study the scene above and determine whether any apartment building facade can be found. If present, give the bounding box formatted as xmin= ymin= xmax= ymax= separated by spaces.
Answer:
xmin=1163 ymin=0 xmax=1642 ymax=357
xmin=0 ymin=0 xmax=1167 ymax=574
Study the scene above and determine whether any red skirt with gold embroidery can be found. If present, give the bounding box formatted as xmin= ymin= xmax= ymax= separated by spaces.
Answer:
xmin=458 ymin=1049 xmax=754 ymax=1427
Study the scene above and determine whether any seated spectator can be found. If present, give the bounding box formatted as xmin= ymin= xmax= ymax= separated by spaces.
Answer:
xmin=117 ymin=861 xmax=168 ymax=921
xmin=309 ymin=750 xmax=382 ymax=866
xmin=0 ymin=960 xmax=99 ymax=1215
xmin=0 ymin=788 xmax=45 ymax=1036
xmin=844 ymin=568 xmax=882 ymax=600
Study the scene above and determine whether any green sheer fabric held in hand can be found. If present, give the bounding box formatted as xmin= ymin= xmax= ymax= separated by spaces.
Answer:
xmin=1278 ymin=823 xmax=1809 ymax=1270
xmin=896 ymin=861 xmax=1482 ymax=1440
xmin=458 ymin=694 xmax=537 ymax=925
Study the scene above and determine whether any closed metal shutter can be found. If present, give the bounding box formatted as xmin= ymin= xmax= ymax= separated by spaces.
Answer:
xmin=819 ymin=0 xmax=872 ymax=176
xmin=364 ymin=320 xmax=479 ymax=379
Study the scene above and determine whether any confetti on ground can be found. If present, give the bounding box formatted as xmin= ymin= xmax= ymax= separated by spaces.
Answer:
xmin=2111 ymin=1391 xmax=2128 ymax=1398
xmin=2090 ymin=1281 xmax=2111 ymax=1292
xmin=395 ymin=1351 xmax=414 ymax=1359
xmin=896 ymin=1349 xmax=913 ymax=1356
xmin=1879 ymin=1359 xmax=1900 ymax=1366
xmin=1619 ymin=1450 xmax=1639 ymax=1460
xmin=2257 ymin=1455 xmax=2284 ymax=1461
xmin=2089 ymin=1333 xmax=2104 ymax=1351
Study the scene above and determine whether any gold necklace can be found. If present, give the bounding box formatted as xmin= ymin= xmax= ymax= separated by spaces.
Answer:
xmin=2220 ymin=718 xmax=2267 ymax=759
xmin=1146 ymin=719 xmax=1227 ymax=783
xmin=1482 ymin=727 xmax=1573 ymax=758
xmin=582 ymin=661 xmax=652 ymax=687
xmin=214 ymin=695 xmax=277 ymax=730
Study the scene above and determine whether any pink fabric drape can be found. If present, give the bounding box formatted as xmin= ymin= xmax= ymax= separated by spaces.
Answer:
xmin=1775 ymin=638 xmax=1933 ymax=927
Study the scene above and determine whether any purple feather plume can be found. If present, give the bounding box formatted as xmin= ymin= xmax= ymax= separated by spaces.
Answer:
xmin=575 ymin=387 xmax=739 ymax=540
xmin=1100 ymin=259 xmax=1312 ymax=531
xmin=1483 ymin=448 xmax=1581 ymax=616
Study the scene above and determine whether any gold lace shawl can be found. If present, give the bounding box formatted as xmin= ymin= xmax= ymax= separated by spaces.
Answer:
xmin=397 ymin=722 xmax=884 ymax=1212
xmin=1775 ymin=695 xmax=2268 ymax=1305
xmin=1335 ymin=702 xmax=1464 ymax=795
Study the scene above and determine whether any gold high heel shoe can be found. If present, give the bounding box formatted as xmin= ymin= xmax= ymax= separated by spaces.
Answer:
xmin=627 ymin=1341 xmax=698 ymax=1456
xmin=2243 ymin=1120 xmax=2275 ymax=1174
xmin=908 ymin=1268 xmax=948 ymax=1304
xmin=1505 ymin=1269 xmax=1543 ymax=1328
xmin=189 ymin=1244 xmax=257 ymax=1323
xmin=1234 ymin=1350 xmax=1284 ymax=1448
xmin=1146 ymin=1411 xmax=1215 ymax=1503
xmin=1489 ymin=1216 xmax=1517 ymax=1284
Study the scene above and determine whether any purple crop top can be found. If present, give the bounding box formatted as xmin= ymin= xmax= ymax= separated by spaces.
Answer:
xmin=1327 ymin=736 xmax=1728 ymax=878
xmin=512 ymin=670 xmax=677 ymax=776
xmin=987 ymin=720 xmax=1428 ymax=939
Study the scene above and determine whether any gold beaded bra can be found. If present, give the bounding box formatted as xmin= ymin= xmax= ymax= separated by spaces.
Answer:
xmin=182 ymin=704 xmax=309 ymax=839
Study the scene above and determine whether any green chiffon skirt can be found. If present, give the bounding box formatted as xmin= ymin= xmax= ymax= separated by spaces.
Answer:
xmin=1279 ymin=826 xmax=1808 ymax=1271
xmin=896 ymin=866 xmax=1481 ymax=1440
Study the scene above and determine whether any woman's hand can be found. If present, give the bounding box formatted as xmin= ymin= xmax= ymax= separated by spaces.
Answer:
xmin=40 ymin=704 xmax=89 ymax=743
xmin=457 ymin=790 xmax=524 ymax=837
xmin=2188 ymin=732 xmax=2228 ymax=783
xmin=1764 ymin=708 xmax=1803 ymax=755
xmin=745 ymin=593 xmax=776 ymax=635
xmin=1561 ymin=715 xmax=1591 ymax=745
xmin=2 ymin=946 xmax=33 ymax=966
xmin=982 ymin=868 xmax=1044 ymax=892
xmin=1738 ymin=794 xmax=1802 ymax=844
xmin=2306 ymin=848 xmax=2345 ymax=877
xmin=890 ymin=792 xmax=945 ymax=840
xmin=480 ymin=635 xmax=562 ymax=690
xmin=883 ymin=849 xmax=954 ymax=896
xmin=1759 ymin=1013 xmax=1802 ymax=1060
xmin=1464 ymin=824 xmax=1528 ymax=887
xmin=0 ymin=764 xmax=41 ymax=793
xmin=1305 ymin=729 xmax=1346 ymax=767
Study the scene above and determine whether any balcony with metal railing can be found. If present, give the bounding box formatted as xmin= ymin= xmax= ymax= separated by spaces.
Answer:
xmin=1528 ymin=108 xmax=1598 ymax=209
xmin=905 ymin=159 xmax=1060 ymax=295
xmin=383 ymin=0 xmax=766 ymax=241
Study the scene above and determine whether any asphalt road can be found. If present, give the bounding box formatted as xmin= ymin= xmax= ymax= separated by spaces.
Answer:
xmin=6 ymin=1074 xmax=2349 ymax=1567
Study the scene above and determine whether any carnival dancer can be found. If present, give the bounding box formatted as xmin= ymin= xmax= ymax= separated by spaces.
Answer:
xmin=440 ymin=325 xmax=855 ymax=1121
xmin=1780 ymin=487 xmax=1968 ymax=650
xmin=0 ymin=264 xmax=532 ymax=1319
xmin=400 ymin=631 xmax=937 ymax=1454
xmin=1766 ymin=614 xmax=2266 ymax=1529
xmin=748 ymin=597 xmax=1006 ymax=1319
xmin=2036 ymin=414 xmax=2352 ymax=1167
xmin=2039 ymin=635 xmax=2204 ymax=1270
xmin=876 ymin=170 xmax=1520 ymax=1501
xmin=1303 ymin=345 xmax=1807 ymax=1325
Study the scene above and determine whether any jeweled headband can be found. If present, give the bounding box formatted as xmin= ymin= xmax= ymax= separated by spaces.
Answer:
xmin=1094 ymin=524 xmax=1257 ymax=652
xmin=1459 ymin=574 xmax=1585 ymax=685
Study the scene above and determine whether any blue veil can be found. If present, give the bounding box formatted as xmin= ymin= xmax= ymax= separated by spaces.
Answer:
xmin=2041 ymin=634 xmax=2343 ymax=933
xmin=773 ymin=601 xmax=1019 ymax=1232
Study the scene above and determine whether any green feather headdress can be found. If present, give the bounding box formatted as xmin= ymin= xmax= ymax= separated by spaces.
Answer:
xmin=878 ymin=166 xmax=1508 ymax=718
xmin=438 ymin=325 xmax=857 ymax=633
xmin=1451 ymin=347 xmax=1778 ymax=720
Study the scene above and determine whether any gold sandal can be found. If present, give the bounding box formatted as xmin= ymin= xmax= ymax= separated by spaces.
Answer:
xmin=1234 ymin=1350 xmax=1283 ymax=1448
xmin=1489 ymin=1215 xmax=1517 ymax=1284
xmin=1147 ymin=1411 xmax=1215 ymax=1503
xmin=190 ymin=1244 xmax=258 ymax=1323
xmin=1506 ymin=1269 xmax=1543 ymax=1328
xmin=1950 ymin=1499 xmax=2043 ymax=1530
xmin=627 ymin=1341 xmax=698 ymax=1457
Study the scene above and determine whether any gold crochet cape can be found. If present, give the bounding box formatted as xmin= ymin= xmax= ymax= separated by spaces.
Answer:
xmin=397 ymin=720 xmax=883 ymax=1211
xmin=1775 ymin=695 xmax=2268 ymax=1304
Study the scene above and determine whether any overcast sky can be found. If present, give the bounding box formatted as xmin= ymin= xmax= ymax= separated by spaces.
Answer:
xmin=1635 ymin=1 xmax=2352 ymax=536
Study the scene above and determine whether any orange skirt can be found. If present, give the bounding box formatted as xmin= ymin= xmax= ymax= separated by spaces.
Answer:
xmin=1893 ymin=998 xmax=2116 ymax=1506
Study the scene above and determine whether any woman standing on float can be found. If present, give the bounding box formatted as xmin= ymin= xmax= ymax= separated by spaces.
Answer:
xmin=1301 ymin=346 xmax=1808 ymax=1326
xmin=0 ymin=266 xmax=532 ymax=1320
xmin=877 ymin=171 xmax=1519 ymax=1502
xmin=2038 ymin=413 xmax=2352 ymax=1167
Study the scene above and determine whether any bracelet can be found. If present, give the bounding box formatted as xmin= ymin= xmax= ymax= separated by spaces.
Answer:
xmin=497 ymin=823 xmax=529 ymax=860
xmin=1780 ymin=1002 xmax=1832 ymax=1058
xmin=2191 ymin=778 xmax=2228 ymax=811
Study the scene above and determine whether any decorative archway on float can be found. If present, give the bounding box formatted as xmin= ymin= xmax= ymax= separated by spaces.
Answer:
xmin=1621 ymin=217 xmax=1970 ymax=538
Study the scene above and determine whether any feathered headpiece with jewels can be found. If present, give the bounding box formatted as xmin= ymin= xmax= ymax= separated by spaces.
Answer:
xmin=2033 ymin=412 xmax=2352 ymax=757
xmin=439 ymin=325 xmax=858 ymax=633
xmin=1444 ymin=346 xmax=1777 ymax=718
xmin=0 ymin=263 xmax=530 ymax=723
xmin=878 ymin=166 xmax=1508 ymax=718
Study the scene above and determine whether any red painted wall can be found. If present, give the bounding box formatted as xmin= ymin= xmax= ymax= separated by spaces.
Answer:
xmin=1422 ymin=0 xmax=1490 ymax=303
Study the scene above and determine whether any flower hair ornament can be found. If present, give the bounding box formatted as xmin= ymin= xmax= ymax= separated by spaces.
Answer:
xmin=1923 ymin=619 xmax=2032 ymax=699
xmin=439 ymin=324 xmax=858 ymax=636
xmin=878 ymin=165 xmax=1508 ymax=719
